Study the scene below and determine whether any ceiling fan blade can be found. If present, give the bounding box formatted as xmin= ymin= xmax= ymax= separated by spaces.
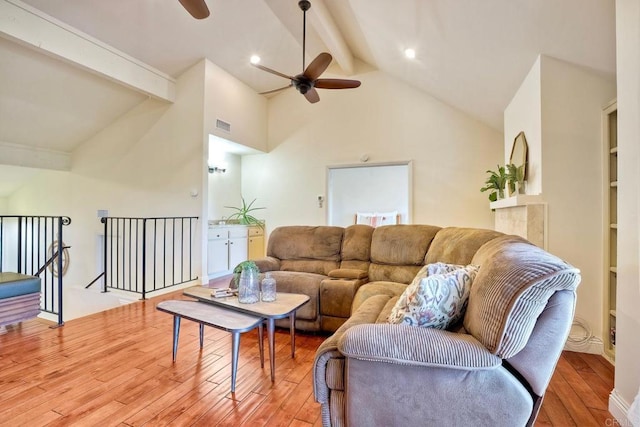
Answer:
xmin=304 ymin=88 xmax=320 ymax=104
xmin=178 ymin=0 xmax=210 ymax=19
xmin=314 ymin=79 xmax=362 ymax=90
xmin=252 ymin=63 xmax=295 ymax=81
xmin=259 ymin=84 xmax=293 ymax=95
xmin=303 ymin=53 xmax=332 ymax=81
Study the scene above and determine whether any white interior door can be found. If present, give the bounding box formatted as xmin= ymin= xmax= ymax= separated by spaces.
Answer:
xmin=327 ymin=162 xmax=411 ymax=227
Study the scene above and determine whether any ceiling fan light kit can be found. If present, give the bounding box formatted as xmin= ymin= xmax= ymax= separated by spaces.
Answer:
xmin=252 ymin=0 xmax=361 ymax=103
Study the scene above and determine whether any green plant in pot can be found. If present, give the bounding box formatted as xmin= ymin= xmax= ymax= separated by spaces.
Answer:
xmin=232 ymin=260 xmax=259 ymax=289
xmin=480 ymin=165 xmax=507 ymax=202
xmin=506 ymin=163 xmax=526 ymax=196
xmin=225 ymin=197 xmax=265 ymax=228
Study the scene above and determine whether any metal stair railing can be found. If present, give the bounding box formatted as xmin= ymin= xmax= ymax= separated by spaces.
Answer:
xmin=0 ymin=215 xmax=71 ymax=326
xmin=86 ymin=216 xmax=199 ymax=299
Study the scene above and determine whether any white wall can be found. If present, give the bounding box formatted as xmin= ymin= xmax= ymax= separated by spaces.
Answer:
xmin=8 ymin=60 xmax=208 ymax=297
xmin=504 ymin=57 xmax=542 ymax=195
xmin=203 ymin=60 xmax=267 ymax=152
xmin=242 ymin=68 xmax=503 ymax=233
xmin=208 ymin=152 xmax=242 ymax=220
xmin=504 ymin=55 xmax=616 ymax=352
xmin=611 ymin=0 xmax=640 ymax=422
xmin=0 ymin=198 xmax=7 ymax=214
xmin=541 ymin=56 xmax=616 ymax=349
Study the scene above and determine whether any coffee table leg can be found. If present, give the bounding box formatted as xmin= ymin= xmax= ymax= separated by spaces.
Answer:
xmin=267 ymin=318 xmax=275 ymax=382
xmin=290 ymin=312 xmax=296 ymax=358
xmin=199 ymin=323 xmax=204 ymax=349
xmin=258 ymin=321 xmax=264 ymax=368
xmin=231 ymin=332 xmax=240 ymax=393
xmin=172 ymin=315 xmax=181 ymax=362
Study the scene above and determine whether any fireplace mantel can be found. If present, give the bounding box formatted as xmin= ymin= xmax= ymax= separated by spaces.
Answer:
xmin=491 ymin=194 xmax=546 ymax=249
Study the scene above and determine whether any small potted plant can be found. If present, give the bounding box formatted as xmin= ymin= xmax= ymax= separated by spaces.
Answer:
xmin=506 ymin=163 xmax=526 ymax=196
xmin=232 ymin=260 xmax=259 ymax=288
xmin=225 ymin=197 xmax=265 ymax=228
xmin=480 ymin=165 xmax=508 ymax=201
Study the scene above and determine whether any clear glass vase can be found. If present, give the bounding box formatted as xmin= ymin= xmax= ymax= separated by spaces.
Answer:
xmin=238 ymin=269 xmax=259 ymax=304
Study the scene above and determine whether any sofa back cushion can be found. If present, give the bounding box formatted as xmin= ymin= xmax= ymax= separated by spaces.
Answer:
xmin=268 ymin=226 xmax=344 ymax=275
xmin=368 ymin=225 xmax=441 ymax=283
xmin=425 ymin=227 xmax=503 ymax=265
xmin=465 ymin=235 xmax=581 ymax=358
xmin=340 ymin=225 xmax=374 ymax=271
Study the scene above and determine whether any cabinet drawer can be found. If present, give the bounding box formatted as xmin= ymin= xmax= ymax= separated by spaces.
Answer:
xmin=208 ymin=228 xmax=228 ymax=239
xmin=248 ymin=227 xmax=263 ymax=237
xmin=228 ymin=227 xmax=248 ymax=238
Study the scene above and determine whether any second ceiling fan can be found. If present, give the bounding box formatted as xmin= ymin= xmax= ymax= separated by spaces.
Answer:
xmin=253 ymin=0 xmax=361 ymax=104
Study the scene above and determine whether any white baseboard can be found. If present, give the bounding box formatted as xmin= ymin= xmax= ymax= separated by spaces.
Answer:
xmin=563 ymin=336 xmax=604 ymax=354
xmin=610 ymin=389 xmax=633 ymax=426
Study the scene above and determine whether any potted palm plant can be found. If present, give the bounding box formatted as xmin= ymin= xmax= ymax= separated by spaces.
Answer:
xmin=225 ymin=197 xmax=265 ymax=228
xmin=506 ymin=163 xmax=526 ymax=196
xmin=480 ymin=165 xmax=508 ymax=202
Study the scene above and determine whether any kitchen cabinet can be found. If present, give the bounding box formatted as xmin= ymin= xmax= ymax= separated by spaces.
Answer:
xmin=248 ymin=226 xmax=265 ymax=259
xmin=207 ymin=225 xmax=248 ymax=277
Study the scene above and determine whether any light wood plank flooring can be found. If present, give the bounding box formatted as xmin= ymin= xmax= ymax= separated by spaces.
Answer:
xmin=0 ymin=286 xmax=615 ymax=426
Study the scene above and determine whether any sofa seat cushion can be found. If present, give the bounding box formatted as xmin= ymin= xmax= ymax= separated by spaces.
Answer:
xmin=376 ymin=297 xmax=398 ymax=323
xmin=351 ymin=282 xmax=407 ymax=313
xmin=0 ymin=273 xmax=41 ymax=299
xmin=268 ymin=271 xmax=324 ymax=320
xmin=466 ymin=235 xmax=581 ymax=358
xmin=388 ymin=264 xmax=479 ymax=329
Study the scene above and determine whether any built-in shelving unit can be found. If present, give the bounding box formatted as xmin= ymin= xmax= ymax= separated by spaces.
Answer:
xmin=603 ymin=99 xmax=617 ymax=361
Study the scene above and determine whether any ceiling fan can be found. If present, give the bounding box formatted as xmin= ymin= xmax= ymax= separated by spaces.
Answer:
xmin=179 ymin=0 xmax=210 ymax=20
xmin=252 ymin=0 xmax=361 ymax=104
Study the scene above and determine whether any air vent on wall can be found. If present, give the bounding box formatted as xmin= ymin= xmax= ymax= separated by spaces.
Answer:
xmin=216 ymin=119 xmax=231 ymax=133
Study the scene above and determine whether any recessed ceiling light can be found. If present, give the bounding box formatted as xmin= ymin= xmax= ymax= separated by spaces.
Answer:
xmin=250 ymin=55 xmax=261 ymax=64
xmin=404 ymin=48 xmax=416 ymax=59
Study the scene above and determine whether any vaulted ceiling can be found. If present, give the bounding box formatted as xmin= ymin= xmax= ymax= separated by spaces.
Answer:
xmin=0 ymin=0 xmax=617 ymax=165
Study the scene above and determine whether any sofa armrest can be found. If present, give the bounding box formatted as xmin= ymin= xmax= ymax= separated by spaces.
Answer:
xmin=328 ymin=269 xmax=368 ymax=280
xmin=313 ymin=295 xmax=393 ymax=405
xmin=252 ymin=256 xmax=281 ymax=272
xmin=338 ymin=323 xmax=501 ymax=370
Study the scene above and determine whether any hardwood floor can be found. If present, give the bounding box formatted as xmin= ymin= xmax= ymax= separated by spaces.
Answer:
xmin=0 ymin=286 xmax=615 ymax=426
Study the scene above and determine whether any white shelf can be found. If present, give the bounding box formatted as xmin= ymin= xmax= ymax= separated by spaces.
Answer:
xmin=490 ymin=194 xmax=543 ymax=210
xmin=603 ymin=102 xmax=617 ymax=359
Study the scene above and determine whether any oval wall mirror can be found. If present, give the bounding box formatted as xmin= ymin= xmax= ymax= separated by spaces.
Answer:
xmin=509 ymin=131 xmax=528 ymax=180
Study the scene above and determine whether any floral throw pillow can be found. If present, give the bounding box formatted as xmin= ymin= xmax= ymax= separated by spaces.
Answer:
xmin=388 ymin=263 xmax=479 ymax=329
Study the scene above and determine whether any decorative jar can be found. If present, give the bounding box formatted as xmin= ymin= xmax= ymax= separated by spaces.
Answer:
xmin=261 ymin=272 xmax=277 ymax=302
xmin=238 ymin=268 xmax=260 ymax=304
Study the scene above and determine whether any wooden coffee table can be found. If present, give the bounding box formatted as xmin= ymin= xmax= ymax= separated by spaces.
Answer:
xmin=156 ymin=300 xmax=264 ymax=393
xmin=183 ymin=285 xmax=310 ymax=382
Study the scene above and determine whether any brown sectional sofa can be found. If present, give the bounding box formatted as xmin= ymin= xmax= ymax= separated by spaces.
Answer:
xmin=251 ymin=224 xmax=503 ymax=332
xmin=249 ymin=224 xmax=580 ymax=426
